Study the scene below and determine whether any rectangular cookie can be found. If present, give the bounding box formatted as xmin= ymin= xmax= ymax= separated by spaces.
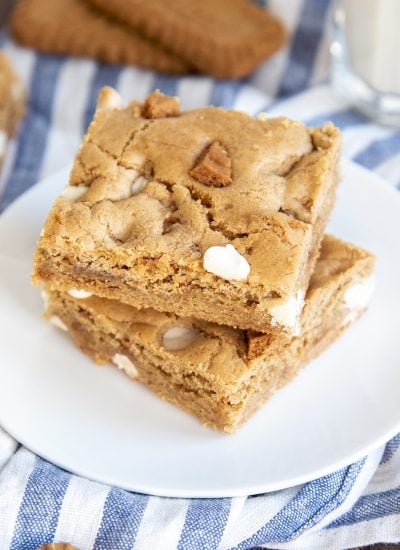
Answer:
xmin=86 ymin=0 xmax=286 ymax=78
xmin=33 ymin=88 xmax=341 ymax=336
xmin=0 ymin=52 xmax=25 ymax=169
xmin=11 ymin=0 xmax=192 ymax=74
xmin=43 ymin=235 xmax=375 ymax=433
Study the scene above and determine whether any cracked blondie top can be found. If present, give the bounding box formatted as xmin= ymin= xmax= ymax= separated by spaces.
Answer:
xmin=44 ymin=236 xmax=375 ymax=432
xmin=0 ymin=52 xmax=25 ymax=167
xmin=33 ymin=88 xmax=341 ymax=334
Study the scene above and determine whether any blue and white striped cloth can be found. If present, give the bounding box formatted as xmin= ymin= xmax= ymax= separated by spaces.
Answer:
xmin=1 ymin=1 xmax=400 ymax=547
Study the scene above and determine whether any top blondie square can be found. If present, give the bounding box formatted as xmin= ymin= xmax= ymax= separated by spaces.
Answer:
xmin=33 ymin=88 xmax=341 ymax=335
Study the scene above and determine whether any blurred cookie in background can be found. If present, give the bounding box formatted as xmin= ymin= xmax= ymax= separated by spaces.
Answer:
xmin=11 ymin=0 xmax=286 ymax=78
xmin=86 ymin=0 xmax=287 ymax=78
xmin=11 ymin=0 xmax=193 ymax=74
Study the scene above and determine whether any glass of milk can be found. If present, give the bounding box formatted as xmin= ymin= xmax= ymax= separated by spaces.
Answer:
xmin=330 ymin=0 xmax=400 ymax=126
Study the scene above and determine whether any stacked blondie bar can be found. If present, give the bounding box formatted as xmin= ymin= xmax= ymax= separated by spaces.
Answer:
xmin=33 ymin=88 xmax=375 ymax=432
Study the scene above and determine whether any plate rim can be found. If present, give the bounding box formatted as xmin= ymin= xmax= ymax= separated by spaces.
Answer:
xmin=1 ymin=159 xmax=399 ymax=498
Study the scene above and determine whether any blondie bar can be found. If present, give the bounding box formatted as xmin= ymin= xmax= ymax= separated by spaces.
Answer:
xmin=43 ymin=236 xmax=375 ymax=432
xmin=33 ymin=88 xmax=341 ymax=335
xmin=0 ymin=52 xmax=25 ymax=169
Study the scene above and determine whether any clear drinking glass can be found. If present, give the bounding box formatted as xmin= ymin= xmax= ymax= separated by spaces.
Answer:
xmin=330 ymin=0 xmax=400 ymax=126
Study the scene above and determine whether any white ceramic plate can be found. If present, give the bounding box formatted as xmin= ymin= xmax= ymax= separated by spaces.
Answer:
xmin=0 ymin=160 xmax=399 ymax=498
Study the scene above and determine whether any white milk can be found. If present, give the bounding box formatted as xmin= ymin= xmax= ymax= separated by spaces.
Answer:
xmin=344 ymin=0 xmax=400 ymax=94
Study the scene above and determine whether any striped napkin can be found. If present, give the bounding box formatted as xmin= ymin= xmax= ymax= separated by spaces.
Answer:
xmin=1 ymin=0 xmax=400 ymax=547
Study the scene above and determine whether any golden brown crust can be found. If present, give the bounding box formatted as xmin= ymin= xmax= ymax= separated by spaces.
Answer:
xmin=10 ymin=0 xmax=192 ymax=74
xmin=43 ymin=235 xmax=375 ymax=432
xmin=86 ymin=0 xmax=286 ymax=78
xmin=33 ymin=89 xmax=341 ymax=334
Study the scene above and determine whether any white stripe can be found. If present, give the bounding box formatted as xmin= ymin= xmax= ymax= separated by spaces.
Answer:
xmin=2 ymin=40 xmax=36 ymax=88
xmin=250 ymin=0 xmax=304 ymax=99
xmin=267 ymin=84 xmax=348 ymax=121
xmin=178 ymin=77 xmax=213 ymax=109
xmin=233 ymin=84 xmax=272 ymax=115
xmin=54 ymin=475 xmax=109 ymax=547
xmin=365 ymin=446 xmax=400 ymax=495
xmin=342 ymin=124 xmax=392 ymax=160
xmin=40 ymin=59 xmax=96 ymax=179
xmin=0 ymin=427 xmax=17 ymax=469
xmin=219 ymin=485 xmax=302 ymax=550
xmin=0 ymin=448 xmax=36 ymax=550
xmin=118 ymin=67 xmax=154 ymax=103
xmin=0 ymin=138 xmax=17 ymax=200
xmin=264 ymin=513 xmax=400 ymax=550
xmin=133 ymin=496 xmax=189 ymax=550
xmin=303 ymin=446 xmax=384 ymax=534
xmin=375 ymin=152 xmax=400 ymax=186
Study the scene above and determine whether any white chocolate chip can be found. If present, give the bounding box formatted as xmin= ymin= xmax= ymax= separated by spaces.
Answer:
xmin=257 ymin=112 xmax=268 ymax=121
xmin=61 ymin=185 xmax=89 ymax=201
xmin=343 ymin=276 xmax=375 ymax=309
xmin=40 ymin=289 xmax=49 ymax=309
xmin=68 ymin=288 xmax=92 ymax=299
xmin=49 ymin=315 xmax=68 ymax=331
xmin=269 ymin=290 xmax=304 ymax=329
xmin=162 ymin=325 xmax=199 ymax=351
xmin=0 ymin=130 xmax=7 ymax=156
xmin=98 ymin=87 xmax=123 ymax=110
xmin=129 ymin=151 xmax=146 ymax=168
xmin=203 ymin=244 xmax=250 ymax=281
xmin=131 ymin=175 xmax=148 ymax=195
xmin=112 ymin=353 xmax=139 ymax=380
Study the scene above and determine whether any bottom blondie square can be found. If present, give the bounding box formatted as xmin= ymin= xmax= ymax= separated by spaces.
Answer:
xmin=0 ymin=52 xmax=25 ymax=167
xmin=43 ymin=235 xmax=375 ymax=433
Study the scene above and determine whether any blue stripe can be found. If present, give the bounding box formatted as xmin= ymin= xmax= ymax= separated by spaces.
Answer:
xmin=93 ymin=488 xmax=148 ymax=549
xmin=278 ymin=0 xmax=330 ymax=97
xmin=306 ymin=107 xmax=368 ymax=129
xmin=327 ymin=486 xmax=400 ymax=528
xmin=352 ymin=132 xmax=400 ymax=170
xmin=177 ymin=498 xmax=231 ymax=550
xmin=83 ymin=63 xmax=122 ymax=132
xmin=150 ymin=75 xmax=179 ymax=96
xmin=209 ymin=81 xmax=244 ymax=108
xmin=0 ymin=53 xmax=64 ymax=212
xmin=380 ymin=434 xmax=400 ymax=465
xmin=0 ymin=29 xmax=7 ymax=47
xmin=10 ymin=457 xmax=70 ymax=549
xmin=236 ymin=458 xmax=367 ymax=548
